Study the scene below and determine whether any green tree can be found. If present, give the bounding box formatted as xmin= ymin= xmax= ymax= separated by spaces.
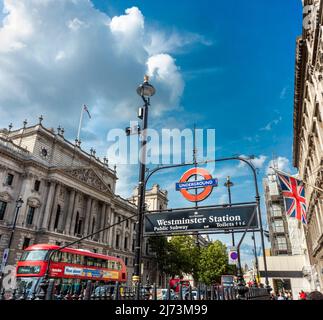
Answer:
xmin=198 ymin=240 xmax=229 ymax=285
xmin=167 ymin=236 xmax=200 ymax=278
xmin=148 ymin=235 xmax=200 ymax=278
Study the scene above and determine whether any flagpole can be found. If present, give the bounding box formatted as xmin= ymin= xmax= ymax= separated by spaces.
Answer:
xmin=270 ymin=166 xmax=323 ymax=194
xmin=77 ymin=105 xmax=84 ymax=142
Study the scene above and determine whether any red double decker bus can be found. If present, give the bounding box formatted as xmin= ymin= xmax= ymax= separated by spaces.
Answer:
xmin=16 ymin=244 xmax=127 ymax=297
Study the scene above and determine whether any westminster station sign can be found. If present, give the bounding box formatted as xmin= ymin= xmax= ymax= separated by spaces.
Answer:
xmin=144 ymin=204 xmax=258 ymax=235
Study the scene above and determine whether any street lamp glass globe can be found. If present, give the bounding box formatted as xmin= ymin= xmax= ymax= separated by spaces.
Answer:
xmin=16 ymin=197 xmax=24 ymax=208
xmin=136 ymin=76 xmax=156 ymax=97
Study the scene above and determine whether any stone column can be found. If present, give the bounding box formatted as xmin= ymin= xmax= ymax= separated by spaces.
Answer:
xmin=64 ymin=189 xmax=76 ymax=234
xmin=69 ymin=192 xmax=81 ymax=235
xmin=108 ymin=208 xmax=115 ymax=247
xmin=41 ymin=181 xmax=57 ymax=230
xmin=83 ymin=197 xmax=92 ymax=235
xmin=49 ymin=184 xmax=61 ymax=231
xmin=16 ymin=173 xmax=33 ymax=226
xmin=99 ymin=203 xmax=107 ymax=243
xmin=104 ymin=205 xmax=111 ymax=245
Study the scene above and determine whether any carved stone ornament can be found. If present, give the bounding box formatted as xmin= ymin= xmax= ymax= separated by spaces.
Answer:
xmin=27 ymin=197 xmax=41 ymax=208
xmin=64 ymin=168 xmax=111 ymax=193
xmin=0 ymin=191 xmax=13 ymax=202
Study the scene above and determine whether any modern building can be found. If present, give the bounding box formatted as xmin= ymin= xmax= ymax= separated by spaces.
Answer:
xmin=293 ymin=0 xmax=323 ymax=290
xmin=263 ymin=173 xmax=293 ymax=256
xmin=0 ymin=119 xmax=161 ymax=287
xmin=258 ymin=172 xmax=312 ymax=298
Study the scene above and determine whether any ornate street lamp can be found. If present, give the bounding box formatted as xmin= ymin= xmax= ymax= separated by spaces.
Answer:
xmin=133 ymin=76 xmax=156 ymax=297
xmin=0 ymin=196 xmax=24 ymax=290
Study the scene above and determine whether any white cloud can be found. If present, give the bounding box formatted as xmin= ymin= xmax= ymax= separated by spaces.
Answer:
xmin=0 ymin=1 xmax=194 ymax=147
xmin=0 ymin=0 xmax=212 ymax=198
xmin=145 ymin=30 xmax=212 ymax=56
xmin=238 ymin=155 xmax=267 ymax=169
xmin=280 ymin=86 xmax=288 ymax=99
xmin=266 ymin=156 xmax=291 ymax=174
xmin=260 ymin=116 xmax=282 ymax=131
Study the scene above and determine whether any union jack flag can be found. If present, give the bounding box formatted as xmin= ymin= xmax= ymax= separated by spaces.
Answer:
xmin=276 ymin=173 xmax=307 ymax=224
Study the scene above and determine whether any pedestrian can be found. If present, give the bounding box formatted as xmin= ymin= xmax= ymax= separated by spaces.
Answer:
xmin=277 ymin=292 xmax=285 ymax=300
xmin=286 ymin=291 xmax=292 ymax=300
xmin=307 ymin=291 xmax=323 ymax=300
xmin=299 ymin=290 xmax=307 ymax=300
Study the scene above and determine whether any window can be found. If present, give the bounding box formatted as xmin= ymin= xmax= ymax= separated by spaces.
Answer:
xmin=34 ymin=180 xmax=41 ymax=192
xmin=271 ymin=204 xmax=282 ymax=217
xmin=125 ymin=257 xmax=128 ymax=266
xmin=6 ymin=173 xmax=14 ymax=186
xmin=132 ymin=239 xmax=135 ymax=252
xmin=118 ymin=216 xmax=121 ymax=224
xmin=77 ymin=219 xmax=83 ymax=236
xmin=273 ymin=220 xmax=284 ymax=233
xmin=20 ymin=249 xmax=49 ymax=261
xmin=126 ymin=219 xmax=129 ymax=228
xmin=74 ymin=212 xmax=79 ymax=235
xmin=26 ymin=207 xmax=35 ymax=225
xmin=0 ymin=201 xmax=7 ymax=220
xmin=124 ymin=237 xmax=128 ymax=250
xmin=276 ymin=237 xmax=287 ymax=251
xmin=22 ymin=237 xmax=31 ymax=250
xmin=133 ymin=222 xmax=137 ymax=231
xmin=55 ymin=241 xmax=61 ymax=246
xmin=86 ymin=257 xmax=94 ymax=266
xmin=116 ymin=234 xmax=120 ymax=249
xmin=54 ymin=205 xmax=61 ymax=230
xmin=91 ymin=217 xmax=96 ymax=234
xmin=146 ymin=242 xmax=149 ymax=254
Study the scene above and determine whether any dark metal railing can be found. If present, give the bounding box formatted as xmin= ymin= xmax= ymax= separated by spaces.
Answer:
xmin=0 ymin=282 xmax=270 ymax=301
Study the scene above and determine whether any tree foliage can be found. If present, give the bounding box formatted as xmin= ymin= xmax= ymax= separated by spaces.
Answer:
xmin=197 ymin=240 xmax=230 ymax=285
xmin=149 ymin=236 xmax=231 ymax=283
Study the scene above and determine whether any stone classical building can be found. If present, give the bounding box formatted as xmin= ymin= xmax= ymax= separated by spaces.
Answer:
xmin=0 ymin=120 xmax=159 ymax=285
xmin=293 ymin=0 xmax=323 ymax=290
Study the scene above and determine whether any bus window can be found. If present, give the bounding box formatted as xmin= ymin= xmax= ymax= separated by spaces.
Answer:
xmin=109 ymin=261 xmax=115 ymax=270
xmin=51 ymin=251 xmax=61 ymax=263
xmin=86 ymin=257 xmax=94 ymax=266
xmin=94 ymin=259 xmax=101 ymax=267
xmin=102 ymin=260 xmax=108 ymax=268
xmin=20 ymin=250 xmax=49 ymax=261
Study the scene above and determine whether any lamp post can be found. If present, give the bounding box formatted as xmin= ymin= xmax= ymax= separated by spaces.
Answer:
xmin=224 ymin=176 xmax=235 ymax=246
xmin=0 ymin=196 xmax=24 ymax=290
xmin=133 ymin=76 xmax=155 ymax=294
xmin=251 ymin=232 xmax=259 ymax=287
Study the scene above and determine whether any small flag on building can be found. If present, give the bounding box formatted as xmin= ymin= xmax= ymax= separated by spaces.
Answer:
xmin=276 ymin=172 xmax=307 ymax=224
xmin=83 ymin=104 xmax=91 ymax=119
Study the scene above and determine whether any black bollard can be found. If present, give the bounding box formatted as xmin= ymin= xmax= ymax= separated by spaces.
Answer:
xmin=178 ymin=283 xmax=183 ymax=300
xmin=83 ymin=281 xmax=92 ymax=300
xmin=45 ymin=279 xmax=55 ymax=300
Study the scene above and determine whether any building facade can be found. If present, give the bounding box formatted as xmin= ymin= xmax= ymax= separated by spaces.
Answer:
xmin=263 ymin=173 xmax=293 ymax=256
xmin=0 ymin=120 xmax=159 ymax=287
xmin=293 ymin=0 xmax=323 ymax=290
xmin=259 ymin=172 xmax=312 ymax=298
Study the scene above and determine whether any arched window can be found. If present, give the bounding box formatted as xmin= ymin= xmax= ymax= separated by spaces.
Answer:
xmin=91 ymin=217 xmax=96 ymax=234
xmin=77 ymin=219 xmax=83 ymax=236
xmin=74 ymin=211 xmax=79 ymax=235
xmin=54 ymin=205 xmax=61 ymax=230
xmin=26 ymin=207 xmax=35 ymax=226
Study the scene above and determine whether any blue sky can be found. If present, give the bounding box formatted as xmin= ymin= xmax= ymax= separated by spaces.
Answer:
xmin=0 ymin=0 xmax=303 ymax=267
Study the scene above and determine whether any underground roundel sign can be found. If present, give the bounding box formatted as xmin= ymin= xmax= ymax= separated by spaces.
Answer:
xmin=176 ymin=167 xmax=218 ymax=202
